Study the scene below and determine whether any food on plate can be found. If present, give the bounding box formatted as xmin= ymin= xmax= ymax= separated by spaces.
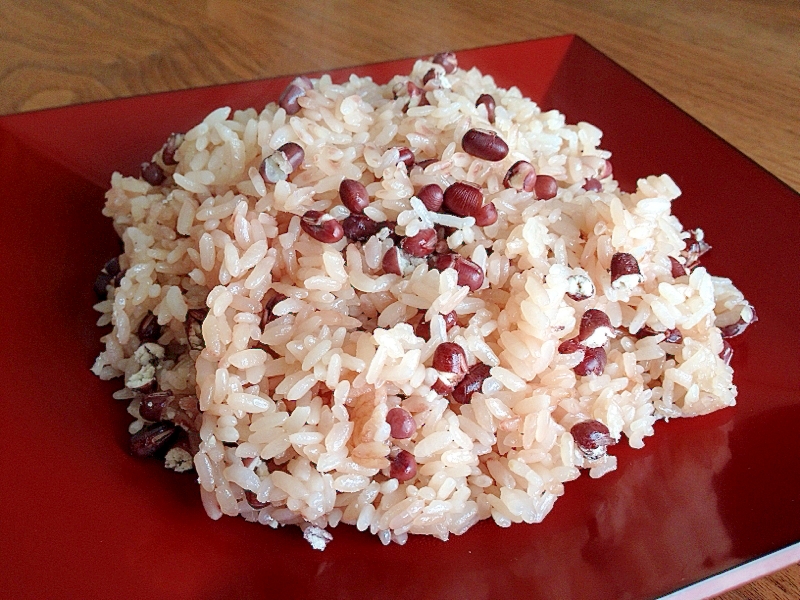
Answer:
xmin=92 ymin=51 xmax=755 ymax=548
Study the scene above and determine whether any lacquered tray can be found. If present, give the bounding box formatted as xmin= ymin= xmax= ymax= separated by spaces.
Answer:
xmin=0 ymin=35 xmax=797 ymax=600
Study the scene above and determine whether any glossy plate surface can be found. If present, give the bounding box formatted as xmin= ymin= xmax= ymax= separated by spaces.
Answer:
xmin=0 ymin=36 xmax=797 ymax=600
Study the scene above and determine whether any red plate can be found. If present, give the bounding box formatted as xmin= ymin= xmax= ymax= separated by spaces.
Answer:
xmin=1 ymin=36 xmax=797 ymax=599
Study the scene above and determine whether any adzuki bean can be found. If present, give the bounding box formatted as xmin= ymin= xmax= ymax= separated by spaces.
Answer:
xmin=432 ymin=342 xmax=468 ymax=376
xmin=503 ymin=161 xmax=536 ymax=192
xmin=610 ymin=252 xmax=643 ymax=289
xmin=558 ymin=337 xmax=584 ymax=355
xmin=573 ymin=346 xmax=607 ymax=376
xmin=461 ymin=128 xmax=509 ymax=161
xmin=430 ymin=253 xmax=484 ymax=291
xmin=130 ymin=421 xmax=178 ymax=458
xmin=414 ymin=310 xmax=457 ymax=340
xmin=432 ymin=52 xmax=457 ymax=74
xmin=161 ymin=133 xmax=183 ymax=165
xmin=262 ymin=293 xmax=288 ymax=327
xmin=475 ymin=93 xmax=496 ymax=124
xmin=343 ymin=214 xmax=383 ymax=242
xmin=382 ymin=246 xmax=405 ymax=275
xmin=452 ymin=362 xmax=491 ymax=404
xmin=300 ymin=210 xmax=344 ymax=243
xmin=339 ymin=179 xmax=370 ymax=213
xmin=396 ymin=147 xmax=415 ymax=169
xmin=138 ymin=312 xmax=161 ymax=343
xmin=443 ymin=181 xmax=483 ymax=217
xmin=141 ymin=162 xmax=165 ymax=186
xmin=474 ymin=202 xmax=498 ymax=227
xmin=390 ymin=449 xmax=417 ymax=482
xmin=570 ymin=419 xmax=615 ymax=459
xmin=417 ymin=183 xmax=444 ymax=212
xmin=583 ymin=178 xmax=602 ymax=192
xmin=534 ymin=175 xmax=558 ymax=200
xmin=669 ymin=256 xmax=687 ymax=278
xmin=279 ymin=76 xmax=312 ymax=115
xmin=386 ymin=407 xmax=416 ymax=439
xmin=139 ymin=391 xmax=173 ymax=422
xmin=401 ymin=228 xmax=438 ymax=257
xmin=578 ymin=309 xmax=614 ymax=348
xmin=245 ymin=490 xmax=268 ymax=509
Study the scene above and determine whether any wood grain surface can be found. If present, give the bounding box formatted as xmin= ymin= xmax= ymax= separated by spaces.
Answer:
xmin=0 ymin=1 xmax=797 ymax=597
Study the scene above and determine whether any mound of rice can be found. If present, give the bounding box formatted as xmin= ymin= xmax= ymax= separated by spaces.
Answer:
xmin=92 ymin=52 xmax=755 ymax=548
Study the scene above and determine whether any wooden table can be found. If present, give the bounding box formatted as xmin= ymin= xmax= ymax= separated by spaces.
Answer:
xmin=1 ymin=1 xmax=797 ymax=597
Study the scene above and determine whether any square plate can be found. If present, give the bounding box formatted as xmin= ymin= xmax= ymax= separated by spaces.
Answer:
xmin=1 ymin=35 xmax=797 ymax=600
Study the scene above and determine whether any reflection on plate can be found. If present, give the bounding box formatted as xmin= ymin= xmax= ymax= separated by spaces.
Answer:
xmin=0 ymin=35 xmax=798 ymax=600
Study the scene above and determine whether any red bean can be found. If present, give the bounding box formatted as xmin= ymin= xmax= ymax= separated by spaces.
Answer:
xmin=634 ymin=325 xmax=658 ymax=339
xmin=414 ymin=310 xmax=457 ymax=340
xmin=104 ymin=256 xmax=121 ymax=277
xmin=474 ymin=202 xmax=498 ymax=227
xmin=719 ymin=321 xmax=746 ymax=339
xmin=422 ymin=68 xmax=437 ymax=85
xmin=432 ymin=378 xmax=455 ymax=396
xmin=188 ymin=308 xmax=208 ymax=323
xmin=396 ymin=147 xmax=415 ymax=169
xmin=300 ymin=210 xmax=344 ymax=243
xmin=399 ymin=81 xmax=429 ymax=110
xmin=414 ymin=320 xmax=431 ymax=340
xmin=245 ymin=490 xmax=269 ymax=509
xmin=141 ymin=162 xmax=165 ymax=186
xmin=669 ymin=256 xmax=687 ymax=278
xmin=452 ymin=362 xmax=491 ymax=404
xmin=663 ymin=328 xmax=683 ymax=344
xmin=534 ymin=175 xmax=558 ymax=200
xmin=382 ymin=246 xmax=404 ymax=275
xmin=417 ymin=183 xmax=444 ymax=212
xmin=139 ymin=391 xmax=174 ymax=422
xmin=475 ymin=93 xmax=496 ymax=124
xmin=599 ymin=160 xmax=613 ymax=179
xmin=558 ymin=337 xmax=584 ymax=355
xmin=342 ymin=214 xmax=383 ymax=242
xmin=130 ymin=422 xmax=178 ymax=458
xmin=432 ymin=51 xmax=458 ymax=74
xmin=461 ymin=128 xmax=509 ymax=161
xmin=161 ymin=133 xmax=183 ymax=165
xmin=578 ymin=309 xmax=614 ymax=348
xmin=415 ymin=158 xmax=438 ymax=170
xmin=430 ymin=253 xmax=484 ymax=291
xmin=570 ymin=420 xmax=615 ymax=458
xmin=390 ymin=449 xmax=417 ymax=482
xmin=443 ymin=181 xmax=483 ymax=217
xmin=402 ymin=228 xmax=438 ymax=257
xmin=339 ymin=179 xmax=370 ymax=214
xmin=433 ymin=342 xmax=468 ymax=376
xmin=279 ymin=76 xmax=312 ymax=115
xmin=610 ymin=252 xmax=643 ymax=288
xmin=455 ymin=258 xmax=484 ymax=291
xmin=719 ymin=306 xmax=758 ymax=338
xmin=583 ymin=177 xmax=602 ymax=192
xmin=682 ymin=229 xmax=711 ymax=268
xmin=138 ymin=312 xmax=161 ymax=343
xmin=93 ymin=256 xmax=122 ymax=298
xmin=262 ymin=292 xmax=288 ymax=327
xmin=386 ymin=407 xmax=416 ymax=439
xmin=260 ymin=143 xmax=305 ymax=184
xmin=278 ymin=142 xmax=305 ymax=171
xmin=503 ymin=160 xmax=536 ymax=192
xmin=573 ymin=346 xmax=607 ymax=376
